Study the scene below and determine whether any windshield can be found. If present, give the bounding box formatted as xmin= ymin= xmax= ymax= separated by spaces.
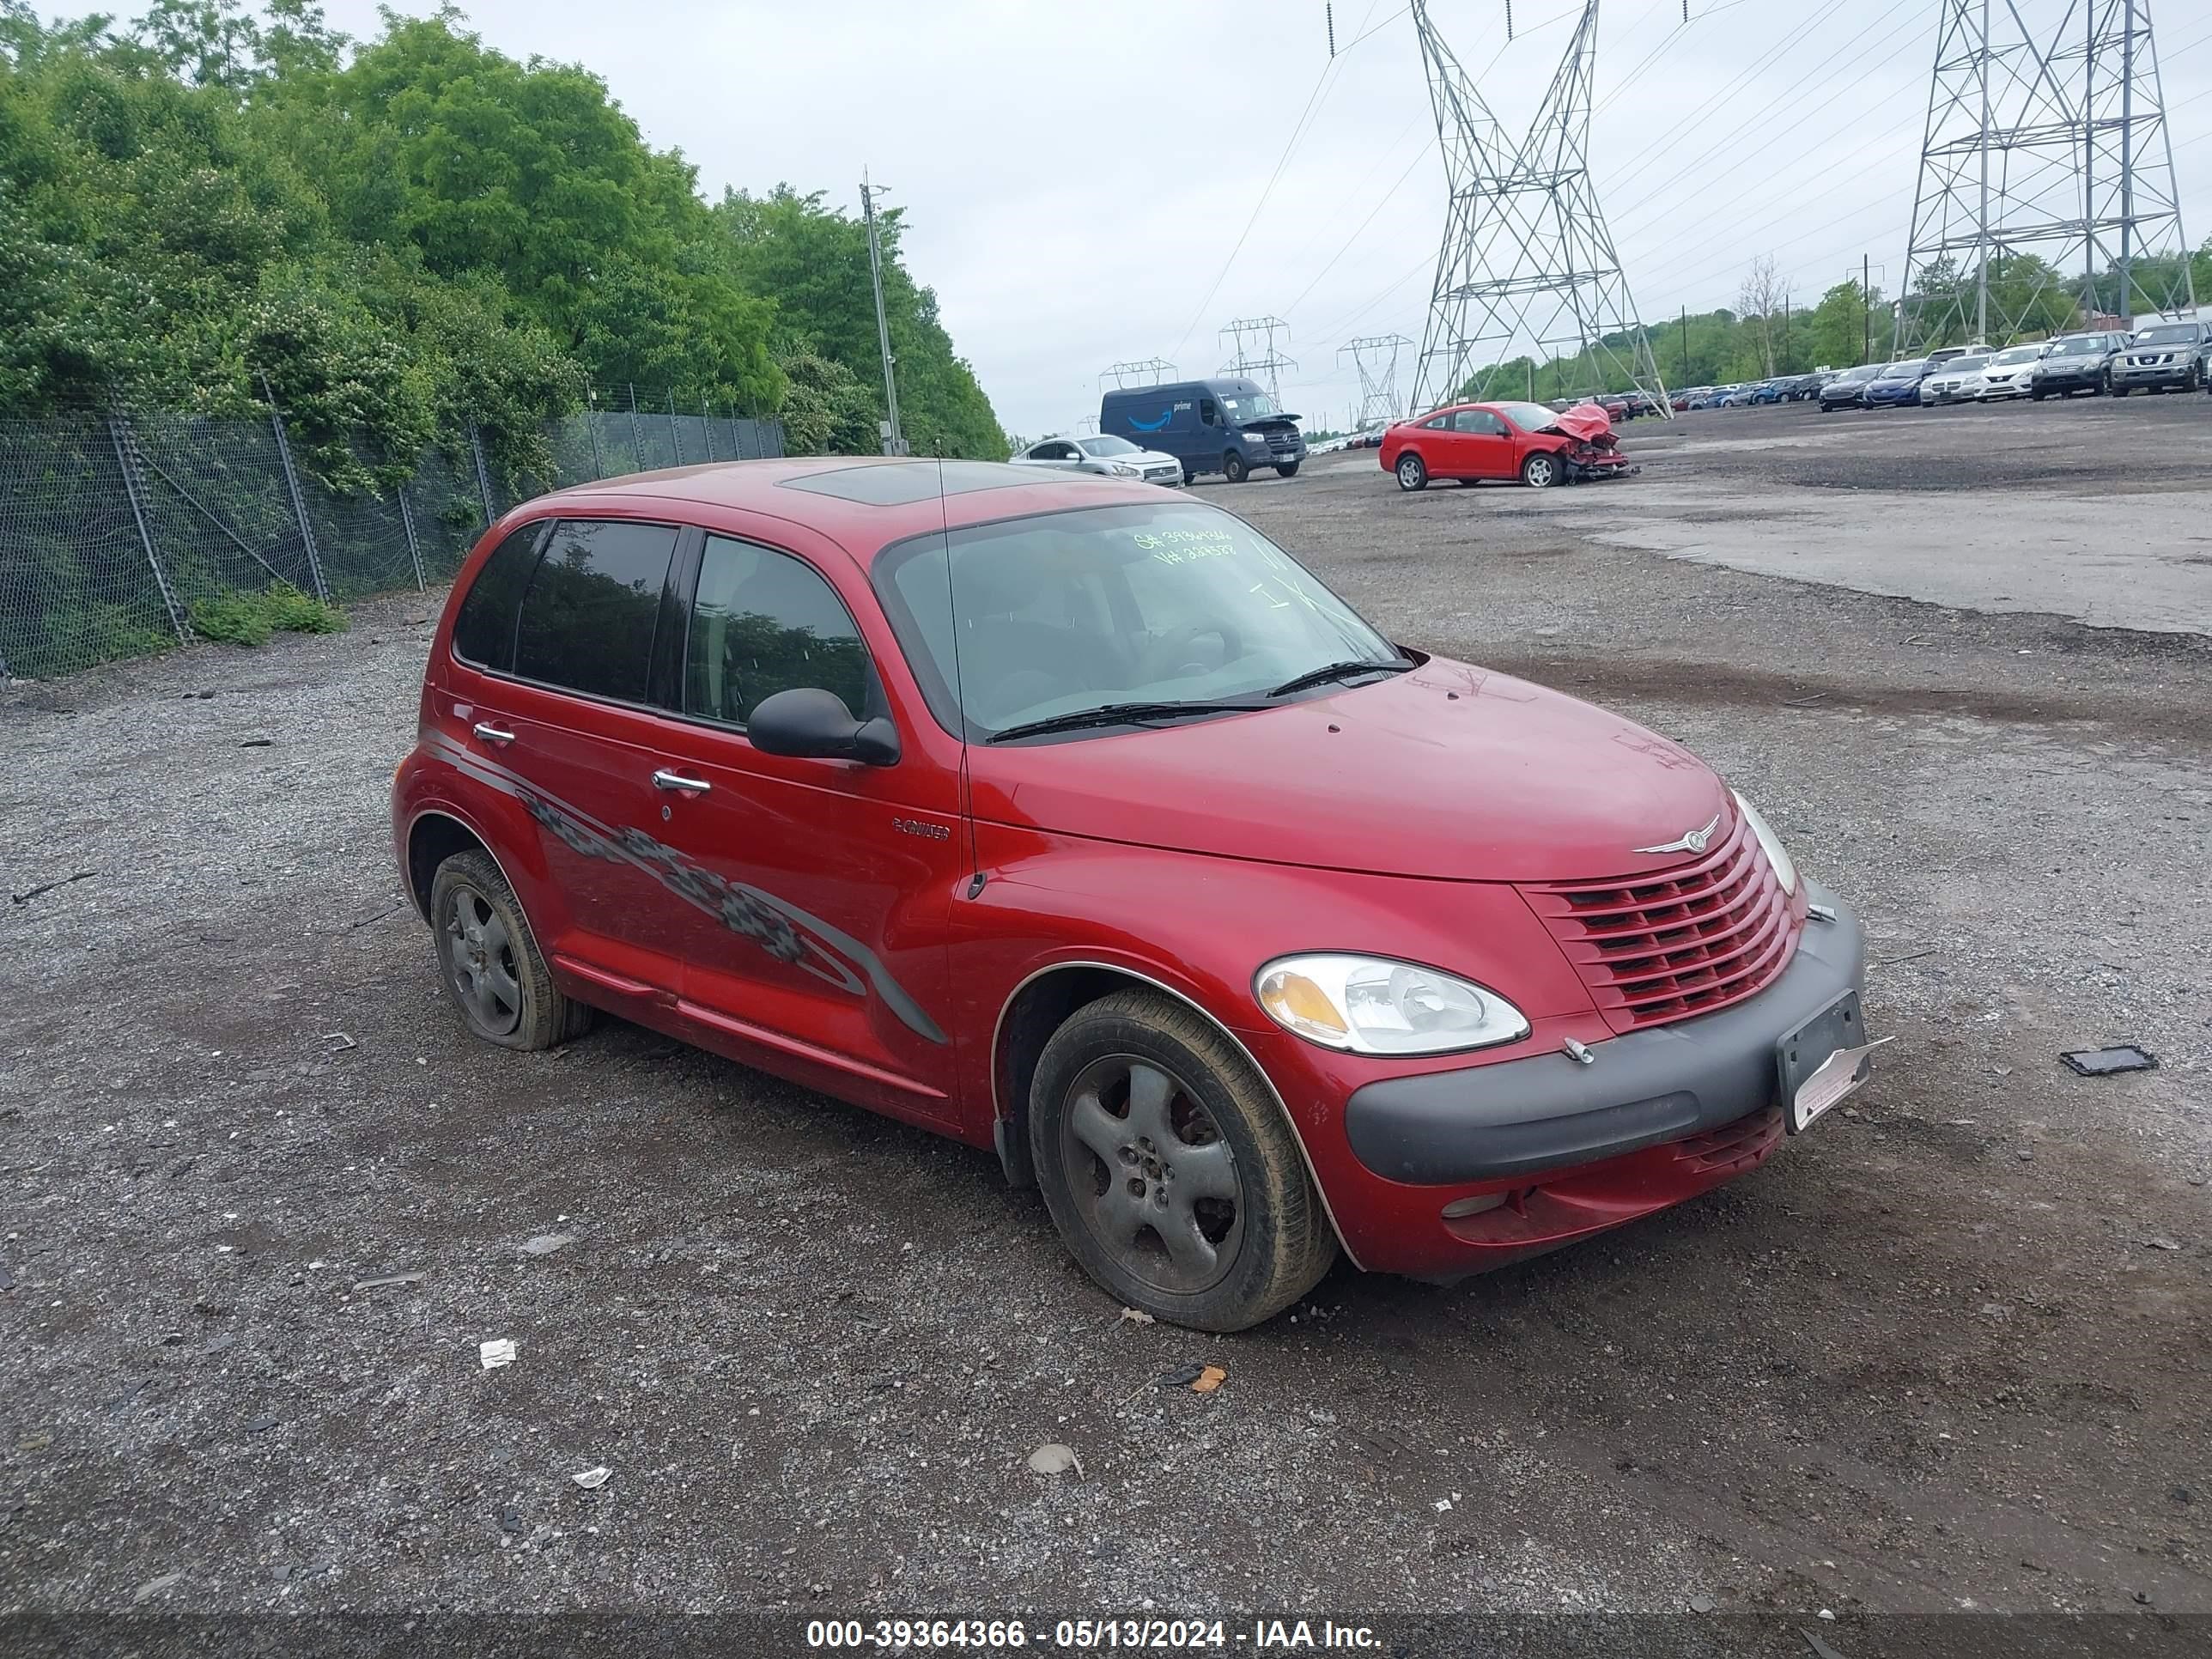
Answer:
xmin=874 ymin=501 xmax=1398 ymax=740
xmin=1077 ymin=435 xmax=1140 ymax=457
xmin=1944 ymin=356 xmax=1990 ymax=374
xmin=1990 ymin=346 xmax=2042 ymax=366
xmin=1496 ymin=402 xmax=1559 ymax=431
xmin=1219 ymin=392 xmax=1281 ymax=423
xmin=1881 ymin=361 xmax=1926 ymax=378
xmin=2049 ymin=336 xmax=2102 ymax=356
xmin=2135 ymin=324 xmax=2197 ymax=344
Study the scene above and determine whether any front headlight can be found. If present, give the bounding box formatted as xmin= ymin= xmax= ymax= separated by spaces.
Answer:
xmin=1255 ymin=955 xmax=1529 ymax=1056
xmin=1730 ymin=790 xmax=1798 ymax=894
xmin=1108 ymin=462 xmax=1141 ymax=477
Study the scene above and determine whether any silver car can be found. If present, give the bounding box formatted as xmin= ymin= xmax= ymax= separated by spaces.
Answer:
xmin=1012 ymin=434 xmax=1184 ymax=486
xmin=1921 ymin=354 xmax=1992 ymax=404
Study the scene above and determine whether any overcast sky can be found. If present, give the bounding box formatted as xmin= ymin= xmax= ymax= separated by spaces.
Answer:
xmin=163 ymin=1 xmax=2212 ymax=435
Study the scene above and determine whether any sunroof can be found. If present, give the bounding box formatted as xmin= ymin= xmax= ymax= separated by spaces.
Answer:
xmin=778 ymin=461 xmax=1046 ymax=506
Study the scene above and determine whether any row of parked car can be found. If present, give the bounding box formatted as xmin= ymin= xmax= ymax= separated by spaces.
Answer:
xmin=1673 ymin=319 xmax=2212 ymax=415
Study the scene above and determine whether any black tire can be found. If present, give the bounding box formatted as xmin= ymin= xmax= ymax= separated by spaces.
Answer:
xmin=1028 ymin=989 xmax=1336 ymax=1331
xmin=2031 ymin=389 xmax=2046 ymax=401
xmin=1181 ymin=468 xmax=1196 ymax=486
xmin=1274 ymin=461 xmax=1300 ymax=478
xmin=1521 ymin=450 xmax=1564 ymax=489
xmin=428 ymin=849 xmax=590 ymax=1051
xmin=1395 ymin=452 xmax=1428 ymax=491
xmin=1223 ymin=450 xmax=1249 ymax=484
xmin=2112 ymin=383 xmax=2128 ymax=397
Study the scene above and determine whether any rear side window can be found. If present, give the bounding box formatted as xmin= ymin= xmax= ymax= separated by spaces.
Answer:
xmin=513 ymin=520 xmax=680 ymax=703
xmin=684 ymin=535 xmax=872 ymax=726
xmin=450 ymin=523 xmax=548 ymax=672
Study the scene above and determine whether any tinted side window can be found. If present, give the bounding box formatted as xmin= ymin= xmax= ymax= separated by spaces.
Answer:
xmin=684 ymin=536 xmax=871 ymax=726
xmin=450 ymin=523 xmax=547 ymax=672
xmin=512 ymin=520 xmax=679 ymax=702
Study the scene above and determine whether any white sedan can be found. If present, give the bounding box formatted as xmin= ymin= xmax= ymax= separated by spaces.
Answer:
xmin=1972 ymin=343 xmax=2051 ymax=402
xmin=1011 ymin=434 xmax=1184 ymax=485
xmin=1920 ymin=355 xmax=1992 ymax=404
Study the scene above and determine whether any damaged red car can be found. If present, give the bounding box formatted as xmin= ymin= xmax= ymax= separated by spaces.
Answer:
xmin=1380 ymin=399 xmax=1635 ymax=491
xmin=393 ymin=460 xmax=1874 ymax=1333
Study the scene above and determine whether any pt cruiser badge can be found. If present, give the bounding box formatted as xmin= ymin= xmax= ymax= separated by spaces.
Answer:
xmin=1636 ymin=812 xmax=1723 ymax=857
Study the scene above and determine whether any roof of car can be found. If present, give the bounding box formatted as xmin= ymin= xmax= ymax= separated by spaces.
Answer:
xmin=510 ymin=459 xmax=1168 ymax=554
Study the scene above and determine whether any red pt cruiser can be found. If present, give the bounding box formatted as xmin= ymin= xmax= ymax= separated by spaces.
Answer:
xmin=392 ymin=460 xmax=1879 ymax=1330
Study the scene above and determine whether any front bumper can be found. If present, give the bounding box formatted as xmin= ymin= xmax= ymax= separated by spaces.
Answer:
xmin=1345 ymin=884 xmax=1865 ymax=1187
xmin=2112 ymin=362 xmax=2193 ymax=389
xmin=2033 ymin=368 xmax=2104 ymax=393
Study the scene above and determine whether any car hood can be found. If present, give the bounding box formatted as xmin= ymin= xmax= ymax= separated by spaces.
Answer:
xmin=1544 ymin=405 xmax=1613 ymax=442
xmin=964 ymin=657 xmax=1729 ymax=883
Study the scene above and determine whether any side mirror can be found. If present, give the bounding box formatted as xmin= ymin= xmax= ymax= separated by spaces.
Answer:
xmin=746 ymin=687 xmax=899 ymax=767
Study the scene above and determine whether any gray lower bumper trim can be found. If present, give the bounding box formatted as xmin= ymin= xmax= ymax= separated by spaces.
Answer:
xmin=1343 ymin=884 xmax=1865 ymax=1186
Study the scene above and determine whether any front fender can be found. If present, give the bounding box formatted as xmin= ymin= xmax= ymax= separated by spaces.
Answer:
xmin=951 ymin=823 xmax=1606 ymax=1268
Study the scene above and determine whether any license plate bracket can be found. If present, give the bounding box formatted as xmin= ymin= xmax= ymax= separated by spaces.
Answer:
xmin=1776 ymin=991 xmax=1885 ymax=1133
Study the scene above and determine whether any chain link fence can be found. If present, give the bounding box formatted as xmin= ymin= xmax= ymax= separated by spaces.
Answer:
xmin=0 ymin=398 xmax=785 ymax=680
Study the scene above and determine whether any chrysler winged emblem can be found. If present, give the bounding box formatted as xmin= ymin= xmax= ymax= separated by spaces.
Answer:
xmin=1636 ymin=812 xmax=1722 ymax=858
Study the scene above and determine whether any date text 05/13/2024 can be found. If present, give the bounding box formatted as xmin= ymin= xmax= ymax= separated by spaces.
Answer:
xmin=804 ymin=1617 xmax=1382 ymax=1650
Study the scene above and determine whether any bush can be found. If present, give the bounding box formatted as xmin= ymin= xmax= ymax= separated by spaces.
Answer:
xmin=189 ymin=580 xmax=348 ymax=646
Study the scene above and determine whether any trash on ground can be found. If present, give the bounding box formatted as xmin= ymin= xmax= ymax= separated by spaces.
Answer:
xmin=1026 ymin=1443 xmax=1081 ymax=1476
xmin=9 ymin=870 xmax=96 ymax=906
xmin=2060 ymin=1045 xmax=2158 ymax=1077
xmin=1192 ymin=1364 xmax=1227 ymax=1395
xmin=2138 ymin=1237 xmax=2184 ymax=1252
xmin=1688 ymin=1595 xmax=1715 ymax=1613
xmin=479 ymin=1338 xmax=517 ymax=1370
xmin=0 ymin=1264 xmax=12 ymax=1291
xmin=1115 ymin=1307 xmax=1155 ymax=1327
xmin=571 ymin=1466 xmax=611 ymax=1490
xmin=1156 ymin=1362 xmax=1206 ymax=1388
xmin=353 ymin=1270 xmax=425 ymax=1291
xmin=131 ymin=1571 xmax=183 ymax=1604
xmin=1802 ymin=1630 xmax=1846 ymax=1659
xmin=240 ymin=737 xmax=274 ymax=747
xmin=203 ymin=1334 xmax=235 ymax=1355
xmin=320 ymin=1032 xmax=356 ymax=1053
xmin=245 ymin=1413 xmax=276 ymax=1433
xmin=520 ymin=1234 xmax=574 ymax=1256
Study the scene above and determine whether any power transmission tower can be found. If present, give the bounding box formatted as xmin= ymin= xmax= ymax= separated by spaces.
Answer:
xmin=1902 ymin=0 xmax=2194 ymax=351
xmin=859 ymin=169 xmax=905 ymax=455
xmin=1100 ymin=358 xmax=1177 ymax=390
xmin=1340 ymin=335 xmax=1413 ymax=428
xmin=1408 ymin=0 xmax=1670 ymax=417
xmin=1217 ymin=316 xmax=1297 ymax=404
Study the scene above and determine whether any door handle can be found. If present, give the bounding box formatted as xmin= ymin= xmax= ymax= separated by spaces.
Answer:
xmin=652 ymin=769 xmax=712 ymax=794
xmin=472 ymin=722 xmax=516 ymax=746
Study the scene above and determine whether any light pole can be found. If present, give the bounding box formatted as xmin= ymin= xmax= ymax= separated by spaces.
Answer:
xmin=860 ymin=169 xmax=904 ymax=455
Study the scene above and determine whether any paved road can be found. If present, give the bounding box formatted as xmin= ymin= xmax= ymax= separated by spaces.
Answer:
xmin=1354 ymin=395 xmax=2212 ymax=635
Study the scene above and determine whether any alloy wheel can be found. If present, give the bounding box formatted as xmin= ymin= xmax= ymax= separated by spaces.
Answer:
xmin=442 ymin=884 xmax=522 ymax=1038
xmin=1059 ymin=1054 xmax=1243 ymax=1297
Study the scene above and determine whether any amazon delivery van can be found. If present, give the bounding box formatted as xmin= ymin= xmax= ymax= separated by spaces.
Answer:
xmin=1098 ymin=378 xmax=1306 ymax=484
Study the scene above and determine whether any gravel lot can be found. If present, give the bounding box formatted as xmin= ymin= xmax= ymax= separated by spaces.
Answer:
xmin=3 ymin=396 xmax=2209 ymax=1648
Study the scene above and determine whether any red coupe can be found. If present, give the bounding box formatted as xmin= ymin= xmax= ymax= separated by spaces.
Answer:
xmin=1379 ymin=400 xmax=1635 ymax=491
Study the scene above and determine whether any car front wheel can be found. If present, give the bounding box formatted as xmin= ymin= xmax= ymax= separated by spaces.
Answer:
xmin=428 ymin=849 xmax=590 ymax=1050
xmin=1275 ymin=461 xmax=1300 ymax=478
xmin=1521 ymin=451 xmax=1562 ymax=488
xmin=1028 ymin=990 xmax=1337 ymax=1331
xmin=1223 ymin=451 xmax=1249 ymax=483
xmin=1395 ymin=453 xmax=1428 ymax=491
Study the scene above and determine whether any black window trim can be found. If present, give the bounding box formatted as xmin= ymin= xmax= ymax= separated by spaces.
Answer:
xmin=670 ymin=529 xmax=887 ymax=738
xmin=448 ymin=514 xmax=691 ymax=717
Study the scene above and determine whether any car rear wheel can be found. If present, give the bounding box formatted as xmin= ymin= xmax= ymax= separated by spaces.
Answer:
xmin=1395 ymin=453 xmax=1428 ymax=491
xmin=1223 ymin=451 xmax=1249 ymax=484
xmin=1521 ymin=451 xmax=1563 ymax=489
xmin=428 ymin=850 xmax=590 ymax=1050
xmin=1029 ymin=990 xmax=1337 ymax=1331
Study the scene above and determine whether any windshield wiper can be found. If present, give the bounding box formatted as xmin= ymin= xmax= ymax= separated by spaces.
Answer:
xmin=1266 ymin=658 xmax=1410 ymax=699
xmin=987 ymin=700 xmax=1268 ymax=744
